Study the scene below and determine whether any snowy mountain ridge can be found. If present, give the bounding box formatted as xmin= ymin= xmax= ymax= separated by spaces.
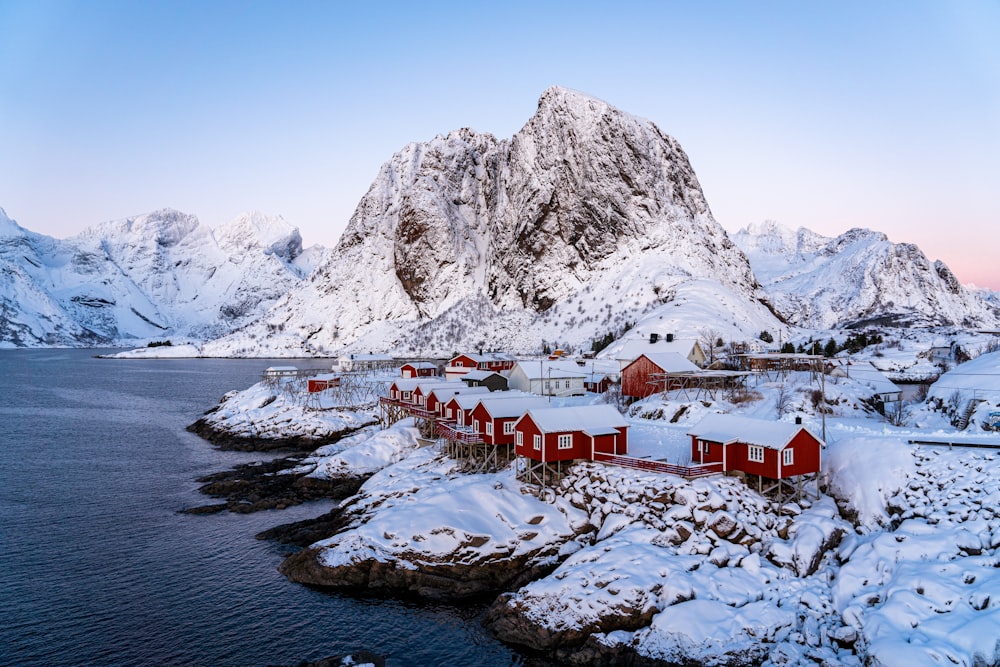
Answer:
xmin=202 ymin=86 xmax=783 ymax=357
xmin=0 ymin=207 xmax=325 ymax=347
xmin=732 ymin=220 xmax=999 ymax=330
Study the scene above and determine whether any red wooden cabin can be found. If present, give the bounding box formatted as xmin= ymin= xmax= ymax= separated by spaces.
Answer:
xmin=425 ymin=385 xmax=488 ymax=418
xmin=621 ymin=352 xmax=700 ymax=399
xmin=446 ymin=352 xmax=517 ymax=379
xmin=687 ymin=414 xmax=822 ymax=479
xmin=514 ymin=405 xmax=629 ymax=463
xmin=469 ymin=396 xmax=548 ymax=446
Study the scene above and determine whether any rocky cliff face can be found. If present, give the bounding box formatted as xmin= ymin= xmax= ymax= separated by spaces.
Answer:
xmin=732 ymin=221 xmax=1000 ymax=329
xmin=0 ymin=207 xmax=322 ymax=347
xmin=205 ymin=87 xmax=778 ymax=357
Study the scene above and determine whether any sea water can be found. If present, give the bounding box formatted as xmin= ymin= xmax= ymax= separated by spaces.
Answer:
xmin=0 ymin=349 xmax=533 ymax=666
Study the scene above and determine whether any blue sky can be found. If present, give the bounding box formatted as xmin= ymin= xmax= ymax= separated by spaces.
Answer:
xmin=1 ymin=0 xmax=997 ymax=288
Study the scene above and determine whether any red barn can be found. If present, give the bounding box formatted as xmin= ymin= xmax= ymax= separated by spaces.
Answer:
xmin=400 ymin=362 xmax=439 ymax=378
xmin=621 ymin=352 xmax=701 ymax=399
xmin=687 ymin=414 xmax=822 ymax=480
xmin=469 ymin=396 xmax=548 ymax=445
xmin=514 ymin=405 xmax=629 ymax=463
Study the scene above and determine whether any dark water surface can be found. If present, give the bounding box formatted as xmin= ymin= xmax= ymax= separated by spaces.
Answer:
xmin=0 ymin=349 xmax=529 ymax=667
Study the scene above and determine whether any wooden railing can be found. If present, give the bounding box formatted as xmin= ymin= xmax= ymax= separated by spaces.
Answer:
xmin=438 ymin=421 xmax=484 ymax=444
xmin=593 ymin=452 xmax=723 ymax=478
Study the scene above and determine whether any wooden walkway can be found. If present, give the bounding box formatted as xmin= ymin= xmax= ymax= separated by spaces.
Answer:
xmin=592 ymin=452 xmax=723 ymax=478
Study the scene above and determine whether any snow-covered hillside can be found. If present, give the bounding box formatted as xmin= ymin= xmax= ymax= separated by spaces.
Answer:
xmin=203 ymin=87 xmax=783 ymax=357
xmin=733 ymin=220 xmax=999 ymax=330
xmin=0 ymin=207 xmax=324 ymax=347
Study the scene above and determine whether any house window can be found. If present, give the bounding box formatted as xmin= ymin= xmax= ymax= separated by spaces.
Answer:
xmin=700 ymin=440 xmax=710 ymax=454
xmin=473 ymin=419 xmax=480 ymax=434
xmin=456 ymin=361 xmax=464 ymax=367
xmin=485 ymin=422 xmax=493 ymax=436
xmin=402 ymin=391 xmax=411 ymax=400
xmin=564 ymin=380 xmax=570 ymax=389
xmin=516 ymin=432 xmax=523 ymax=446
xmin=748 ymin=445 xmax=764 ymax=463
xmin=533 ymin=435 xmax=541 ymax=451
xmin=447 ymin=408 xmax=453 ymax=419
xmin=504 ymin=422 xmax=515 ymax=435
xmin=544 ymin=381 xmax=550 ymax=390
xmin=457 ymin=412 xmax=465 ymax=426
xmin=783 ymin=448 xmax=794 ymax=466
xmin=558 ymin=434 xmax=573 ymax=450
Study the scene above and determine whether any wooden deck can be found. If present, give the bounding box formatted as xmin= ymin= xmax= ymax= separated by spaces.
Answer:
xmin=592 ymin=452 xmax=724 ymax=478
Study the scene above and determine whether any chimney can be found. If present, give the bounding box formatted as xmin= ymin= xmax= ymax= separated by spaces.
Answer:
xmin=666 ymin=333 xmax=674 ymax=342
xmin=795 ymin=416 xmax=802 ymax=425
xmin=649 ymin=333 xmax=659 ymax=344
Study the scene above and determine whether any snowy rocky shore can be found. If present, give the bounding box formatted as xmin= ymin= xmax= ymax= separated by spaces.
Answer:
xmin=187 ymin=366 xmax=1000 ymax=666
xmin=187 ymin=380 xmax=378 ymax=451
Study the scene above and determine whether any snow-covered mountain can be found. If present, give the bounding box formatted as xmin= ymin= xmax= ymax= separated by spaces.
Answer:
xmin=732 ymin=220 xmax=1000 ymax=330
xmin=204 ymin=86 xmax=784 ymax=357
xmin=0 ymin=207 xmax=324 ymax=347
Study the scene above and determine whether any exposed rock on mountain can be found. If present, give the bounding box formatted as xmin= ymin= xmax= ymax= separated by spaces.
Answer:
xmin=204 ymin=87 xmax=781 ymax=357
xmin=732 ymin=220 xmax=1000 ymax=330
xmin=0 ymin=207 xmax=323 ymax=347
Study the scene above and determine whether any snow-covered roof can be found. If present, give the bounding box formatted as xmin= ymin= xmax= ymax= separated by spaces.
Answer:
xmin=611 ymin=336 xmax=704 ymax=362
xmin=628 ymin=352 xmax=701 ymax=374
xmin=401 ymin=361 xmax=437 ymax=370
xmin=847 ymin=361 xmax=901 ymax=397
xmin=426 ymin=385 xmax=489 ymax=402
xmin=265 ymin=365 xmax=297 ymax=372
xmin=448 ymin=390 xmax=533 ymax=410
xmin=452 ymin=352 xmax=516 ymax=363
xmin=688 ymin=414 xmax=821 ymax=450
xmin=390 ymin=377 xmax=423 ymax=391
xmin=477 ymin=396 xmax=549 ymax=419
xmin=459 ymin=369 xmax=505 ymax=381
xmin=513 ymin=360 xmax=588 ymax=380
xmin=520 ymin=404 xmax=628 ymax=436
xmin=414 ymin=380 xmax=466 ymax=394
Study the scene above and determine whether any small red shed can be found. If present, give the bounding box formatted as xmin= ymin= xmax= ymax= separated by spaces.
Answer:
xmin=400 ymin=362 xmax=439 ymax=378
xmin=514 ymin=404 xmax=629 ymax=463
xmin=687 ymin=414 xmax=822 ymax=480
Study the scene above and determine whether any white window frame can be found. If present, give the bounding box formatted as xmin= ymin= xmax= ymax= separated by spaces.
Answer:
xmin=485 ymin=422 xmax=493 ymax=436
xmin=558 ymin=434 xmax=573 ymax=450
xmin=504 ymin=421 xmax=515 ymax=435
xmin=402 ymin=391 xmax=411 ymax=401
xmin=516 ymin=431 xmax=523 ymax=446
xmin=748 ymin=445 xmax=764 ymax=463
xmin=782 ymin=448 xmax=794 ymax=466
xmin=533 ymin=434 xmax=541 ymax=451
xmin=473 ymin=419 xmax=480 ymax=434
xmin=700 ymin=440 xmax=710 ymax=454
xmin=447 ymin=408 xmax=453 ymax=419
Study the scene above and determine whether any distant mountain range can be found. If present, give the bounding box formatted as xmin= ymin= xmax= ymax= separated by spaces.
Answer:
xmin=2 ymin=87 xmax=997 ymax=353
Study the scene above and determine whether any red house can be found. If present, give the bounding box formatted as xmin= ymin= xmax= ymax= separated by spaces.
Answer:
xmin=411 ymin=380 xmax=464 ymax=408
xmin=387 ymin=378 xmax=422 ymax=403
xmin=424 ymin=385 xmax=489 ymax=418
xmin=400 ymin=362 xmax=439 ymax=378
xmin=514 ymin=405 xmax=629 ymax=463
xmin=621 ymin=352 xmax=701 ymax=399
xmin=469 ymin=396 xmax=549 ymax=445
xmin=687 ymin=414 xmax=822 ymax=480
xmin=445 ymin=352 xmax=517 ymax=379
